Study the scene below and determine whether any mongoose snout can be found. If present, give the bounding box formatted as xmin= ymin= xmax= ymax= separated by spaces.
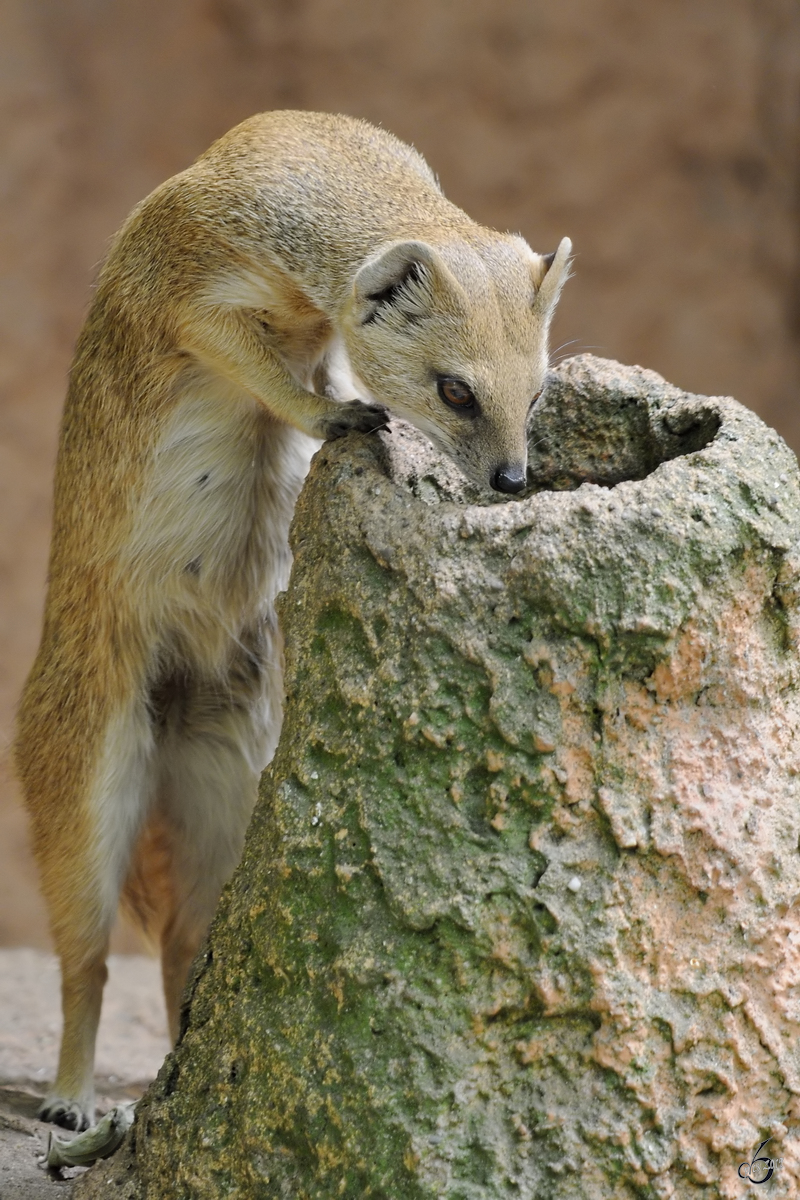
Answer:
xmin=491 ymin=464 xmax=528 ymax=494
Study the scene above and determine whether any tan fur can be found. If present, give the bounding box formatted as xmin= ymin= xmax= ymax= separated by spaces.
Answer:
xmin=14 ymin=111 xmax=571 ymax=1129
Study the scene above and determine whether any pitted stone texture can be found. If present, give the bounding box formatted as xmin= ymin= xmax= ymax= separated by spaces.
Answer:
xmin=77 ymin=356 xmax=800 ymax=1199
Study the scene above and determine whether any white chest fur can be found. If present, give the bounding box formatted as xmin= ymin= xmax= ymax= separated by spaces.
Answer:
xmin=122 ymin=369 xmax=318 ymax=673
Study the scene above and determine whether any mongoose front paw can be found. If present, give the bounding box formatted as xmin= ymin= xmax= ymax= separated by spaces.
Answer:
xmin=319 ymin=401 xmax=389 ymax=440
xmin=39 ymin=1095 xmax=93 ymax=1131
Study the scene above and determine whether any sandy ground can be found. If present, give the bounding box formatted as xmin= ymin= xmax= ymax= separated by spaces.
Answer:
xmin=0 ymin=949 xmax=169 ymax=1198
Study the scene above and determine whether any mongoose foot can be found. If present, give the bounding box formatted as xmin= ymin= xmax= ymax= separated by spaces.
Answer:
xmin=319 ymin=401 xmax=389 ymax=440
xmin=38 ymin=1095 xmax=93 ymax=1132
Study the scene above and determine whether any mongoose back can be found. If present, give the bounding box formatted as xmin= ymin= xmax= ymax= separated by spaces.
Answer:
xmin=15 ymin=110 xmax=571 ymax=1129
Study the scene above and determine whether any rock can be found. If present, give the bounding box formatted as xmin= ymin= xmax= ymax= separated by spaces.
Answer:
xmin=76 ymin=356 xmax=800 ymax=1198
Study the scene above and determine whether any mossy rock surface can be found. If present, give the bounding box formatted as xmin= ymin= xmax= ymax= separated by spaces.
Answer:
xmin=77 ymin=356 xmax=800 ymax=1198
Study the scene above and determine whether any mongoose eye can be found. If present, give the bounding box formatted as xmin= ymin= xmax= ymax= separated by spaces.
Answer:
xmin=437 ymin=377 xmax=477 ymax=413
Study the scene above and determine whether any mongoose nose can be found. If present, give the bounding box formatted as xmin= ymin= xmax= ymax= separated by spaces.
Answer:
xmin=490 ymin=465 xmax=526 ymax=494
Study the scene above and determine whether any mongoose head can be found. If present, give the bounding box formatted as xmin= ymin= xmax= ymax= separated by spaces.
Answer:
xmin=342 ymin=234 xmax=571 ymax=493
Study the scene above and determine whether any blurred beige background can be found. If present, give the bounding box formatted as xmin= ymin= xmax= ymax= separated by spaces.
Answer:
xmin=1 ymin=0 xmax=799 ymax=950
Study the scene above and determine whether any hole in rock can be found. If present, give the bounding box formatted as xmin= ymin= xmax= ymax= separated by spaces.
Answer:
xmin=525 ymin=380 xmax=721 ymax=494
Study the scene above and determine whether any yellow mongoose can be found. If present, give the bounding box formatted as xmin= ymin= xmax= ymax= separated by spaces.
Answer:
xmin=15 ymin=111 xmax=571 ymax=1130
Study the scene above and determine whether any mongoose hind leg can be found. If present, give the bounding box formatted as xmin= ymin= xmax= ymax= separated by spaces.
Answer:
xmin=149 ymin=642 xmax=279 ymax=1040
xmin=40 ymin=950 xmax=109 ymax=1131
xmin=124 ymin=817 xmax=208 ymax=1043
xmin=161 ymin=912 xmax=208 ymax=1044
xmin=124 ymin=810 xmax=218 ymax=1044
xmin=21 ymin=685 xmax=157 ymax=1130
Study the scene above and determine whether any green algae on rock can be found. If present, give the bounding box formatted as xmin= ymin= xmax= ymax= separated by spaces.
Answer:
xmin=76 ymin=356 xmax=800 ymax=1199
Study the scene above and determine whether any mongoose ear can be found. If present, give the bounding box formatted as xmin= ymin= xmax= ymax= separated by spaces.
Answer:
xmin=352 ymin=240 xmax=438 ymax=325
xmin=531 ymin=236 xmax=572 ymax=316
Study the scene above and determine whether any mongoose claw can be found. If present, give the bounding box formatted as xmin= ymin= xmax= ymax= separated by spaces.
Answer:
xmin=320 ymin=401 xmax=390 ymax=440
xmin=41 ymin=1102 xmax=136 ymax=1171
xmin=38 ymin=1096 xmax=92 ymax=1132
